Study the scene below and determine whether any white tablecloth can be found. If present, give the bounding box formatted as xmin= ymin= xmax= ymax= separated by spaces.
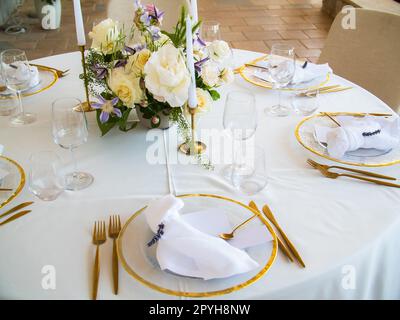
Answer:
xmin=0 ymin=50 xmax=399 ymax=300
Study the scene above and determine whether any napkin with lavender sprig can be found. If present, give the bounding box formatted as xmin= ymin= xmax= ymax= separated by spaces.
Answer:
xmin=144 ymin=195 xmax=260 ymax=280
xmin=315 ymin=116 xmax=400 ymax=158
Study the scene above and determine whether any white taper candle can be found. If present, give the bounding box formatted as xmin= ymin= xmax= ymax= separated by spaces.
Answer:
xmin=186 ymin=15 xmax=198 ymax=109
xmin=191 ymin=0 xmax=199 ymax=24
xmin=73 ymin=0 xmax=86 ymax=46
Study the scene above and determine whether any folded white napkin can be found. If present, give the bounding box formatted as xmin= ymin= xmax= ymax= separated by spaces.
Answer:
xmin=7 ymin=62 xmax=40 ymax=89
xmin=254 ymin=61 xmax=332 ymax=85
xmin=315 ymin=116 xmax=400 ymax=158
xmin=144 ymin=195 xmax=259 ymax=280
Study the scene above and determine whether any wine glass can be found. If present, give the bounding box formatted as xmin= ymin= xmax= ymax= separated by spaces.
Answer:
xmin=52 ymin=97 xmax=94 ymax=191
xmin=0 ymin=49 xmax=36 ymax=125
xmin=222 ymin=91 xmax=257 ymax=183
xmin=201 ymin=21 xmax=221 ymax=42
xmin=264 ymin=44 xmax=296 ymax=117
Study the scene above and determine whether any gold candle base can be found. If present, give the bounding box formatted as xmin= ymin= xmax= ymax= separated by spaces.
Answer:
xmin=73 ymin=101 xmax=96 ymax=112
xmin=74 ymin=45 xmax=95 ymax=112
xmin=178 ymin=108 xmax=207 ymax=156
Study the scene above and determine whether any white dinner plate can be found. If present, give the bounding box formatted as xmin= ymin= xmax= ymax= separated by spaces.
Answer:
xmin=117 ymin=194 xmax=278 ymax=298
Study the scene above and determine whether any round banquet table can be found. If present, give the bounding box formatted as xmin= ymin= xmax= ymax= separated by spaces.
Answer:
xmin=0 ymin=49 xmax=400 ymax=300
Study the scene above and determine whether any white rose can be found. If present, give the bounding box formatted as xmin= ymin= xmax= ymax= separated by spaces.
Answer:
xmin=200 ymin=62 xmax=220 ymax=87
xmin=144 ymin=44 xmax=190 ymax=107
xmin=107 ymin=68 xmax=143 ymax=107
xmin=219 ymin=68 xmax=234 ymax=85
xmin=207 ymin=40 xmax=231 ymax=63
xmin=89 ymin=19 xmax=122 ymax=55
xmin=196 ymin=88 xmax=212 ymax=114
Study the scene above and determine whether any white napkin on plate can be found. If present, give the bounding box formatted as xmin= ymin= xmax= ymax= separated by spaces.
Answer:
xmin=8 ymin=61 xmax=40 ymax=89
xmin=254 ymin=61 xmax=332 ymax=85
xmin=315 ymin=116 xmax=400 ymax=158
xmin=144 ymin=195 xmax=259 ymax=280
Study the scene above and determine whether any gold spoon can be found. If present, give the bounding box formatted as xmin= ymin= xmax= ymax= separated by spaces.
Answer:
xmin=219 ymin=214 xmax=258 ymax=240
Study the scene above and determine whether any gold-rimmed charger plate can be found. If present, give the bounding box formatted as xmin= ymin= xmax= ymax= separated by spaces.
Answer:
xmin=117 ymin=194 xmax=278 ymax=298
xmin=0 ymin=156 xmax=25 ymax=210
xmin=295 ymin=112 xmax=400 ymax=167
xmin=238 ymin=55 xmax=330 ymax=91
xmin=1 ymin=66 xmax=58 ymax=99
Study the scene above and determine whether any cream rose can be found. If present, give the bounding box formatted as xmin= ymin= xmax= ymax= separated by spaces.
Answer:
xmin=107 ymin=68 xmax=143 ymax=107
xmin=207 ymin=40 xmax=231 ymax=63
xmin=200 ymin=62 xmax=220 ymax=87
xmin=126 ymin=49 xmax=151 ymax=76
xmin=219 ymin=68 xmax=234 ymax=85
xmin=196 ymin=88 xmax=212 ymax=114
xmin=89 ymin=19 xmax=122 ymax=55
xmin=144 ymin=44 xmax=190 ymax=107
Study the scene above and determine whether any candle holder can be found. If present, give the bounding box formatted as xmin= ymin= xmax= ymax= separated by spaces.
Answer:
xmin=73 ymin=45 xmax=95 ymax=112
xmin=178 ymin=107 xmax=207 ymax=156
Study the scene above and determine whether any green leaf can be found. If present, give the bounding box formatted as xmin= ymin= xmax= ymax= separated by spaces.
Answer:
xmin=96 ymin=110 xmax=117 ymax=136
xmin=209 ymin=90 xmax=220 ymax=101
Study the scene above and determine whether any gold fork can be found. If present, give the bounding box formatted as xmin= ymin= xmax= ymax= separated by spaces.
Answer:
xmin=92 ymin=221 xmax=106 ymax=300
xmin=29 ymin=63 xmax=70 ymax=78
xmin=108 ymin=215 xmax=121 ymax=295
xmin=307 ymin=159 xmax=396 ymax=180
xmin=307 ymin=159 xmax=400 ymax=188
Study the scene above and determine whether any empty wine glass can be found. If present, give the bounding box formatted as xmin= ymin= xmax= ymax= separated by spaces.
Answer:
xmin=264 ymin=44 xmax=296 ymax=117
xmin=0 ymin=49 xmax=36 ymax=125
xmin=52 ymin=97 xmax=94 ymax=191
xmin=29 ymin=151 xmax=64 ymax=201
xmin=222 ymin=91 xmax=257 ymax=183
xmin=201 ymin=21 xmax=221 ymax=42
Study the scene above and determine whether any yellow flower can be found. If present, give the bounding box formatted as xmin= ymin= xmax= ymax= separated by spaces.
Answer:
xmin=89 ymin=19 xmax=122 ymax=55
xmin=126 ymin=49 xmax=151 ymax=76
xmin=196 ymin=88 xmax=212 ymax=114
xmin=107 ymin=68 xmax=143 ymax=107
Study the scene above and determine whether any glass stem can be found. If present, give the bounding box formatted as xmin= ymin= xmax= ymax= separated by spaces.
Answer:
xmin=70 ymin=146 xmax=78 ymax=173
xmin=16 ymin=90 xmax=24 ymax=114
xmin=277 ymin=88 xmax=282 ymax=107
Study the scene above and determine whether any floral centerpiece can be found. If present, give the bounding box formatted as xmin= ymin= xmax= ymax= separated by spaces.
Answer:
xmin=84 ymin=1 xmax=233 ymax=139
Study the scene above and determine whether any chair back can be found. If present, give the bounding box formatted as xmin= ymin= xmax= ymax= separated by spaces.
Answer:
xmin=319 ymin=9 xmax=400 ymax=111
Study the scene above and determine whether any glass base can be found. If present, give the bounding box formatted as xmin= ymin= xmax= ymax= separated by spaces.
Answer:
xmin=65 ymin=172 xmax=94 ymax=191
xmin=10 ymin=112 xmax=36 ymax=125
xmin=265 ymin=104 xmax=291 ymax=117
xmin=221 ymin=164 xmax=255 ymax=181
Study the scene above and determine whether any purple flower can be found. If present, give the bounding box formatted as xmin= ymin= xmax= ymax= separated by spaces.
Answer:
xmin=115 ymin=59 xmax=127 ymax=68
xmin=90 ymin=64 xmax=107 ymax=80
xmin=195 ymin=33 xmax=206 ymax=47
xmin=124 ymin=46 xmax=136 ymax=55
xmin=146 ymin=4 xmax=164 ymax=23
xmin=194 ymin=57 xmax=209 ymax=73
xmin=149 ymin=26 xmax=161 ymax=40
xmin=91 ymin=96 xmax=122 ymax=123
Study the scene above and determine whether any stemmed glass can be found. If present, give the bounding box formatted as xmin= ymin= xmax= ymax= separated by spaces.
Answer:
xmin=52 ymin=97 xmax=94 ymax=191
xmin=0 ymin=49 xmax=36 ymax=125
xmin=201 ymin=21 xmax=221 ymax=42
xmin=264 ymin=44 xmax=296 ymax=117
xmin=222 ymin=91 xmax=257 ymax=183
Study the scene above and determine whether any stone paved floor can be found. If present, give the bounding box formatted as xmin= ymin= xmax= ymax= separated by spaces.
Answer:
xmin=0 ymin=0 xmax=331 ymax=63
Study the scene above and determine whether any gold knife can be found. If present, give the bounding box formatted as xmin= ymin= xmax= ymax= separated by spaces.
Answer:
xmin=249 ymin=201 xmax=294 ymax=263
xmin=0 ymin=210 xmax=31 ymax=226
xmin=0 ymin=201 xmax=34 ymax=219
xmin=262 ymin=204 xmax=306 ymax=268
xmin=0 ymin=188 xmax=13 ymax=191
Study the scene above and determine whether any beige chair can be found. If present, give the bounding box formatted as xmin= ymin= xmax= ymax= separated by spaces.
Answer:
xmin=107 ymin=0 xmax=191 ymax=33
xmin=318 ymin=9 xmax=400 ymax=112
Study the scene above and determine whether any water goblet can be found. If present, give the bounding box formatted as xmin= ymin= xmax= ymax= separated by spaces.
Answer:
xmin=52 ymin=97 xmax=94 ymax=191
xmin=1 ymin=49 xmax=37 ymax=125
